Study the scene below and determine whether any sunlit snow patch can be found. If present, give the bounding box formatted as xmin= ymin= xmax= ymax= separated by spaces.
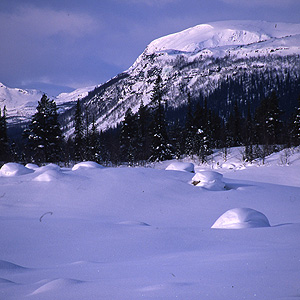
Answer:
xmin=25 ymin=163 xmax=39 ymax=170
xmin=72 ymin=161 xmax=104 ymax=171
xmin=0 ymin=163 xmax=34 ymax=177
xmin=192 ymin=170 xmax=225 ymax=190
xmin=166 ymin=162 xmax=194 ymax=172
xmin=211 ymin=208 xmax=271 ymax=229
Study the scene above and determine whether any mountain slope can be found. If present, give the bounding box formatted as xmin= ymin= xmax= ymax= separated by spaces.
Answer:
xmin=63 ymin=20 xmax=300 ymax=134
xmin=0 ymin=83 xmax=96 ymax=125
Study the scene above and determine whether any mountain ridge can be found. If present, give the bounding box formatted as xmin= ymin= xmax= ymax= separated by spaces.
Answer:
xmin=2 ymin=20 xmax=300 ymax=133
xmin=74 ymin=20 xmax=300 ymax=134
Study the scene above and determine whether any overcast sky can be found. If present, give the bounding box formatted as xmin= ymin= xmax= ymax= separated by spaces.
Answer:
xmin=1 ymin=0 xmax=299 ymax=96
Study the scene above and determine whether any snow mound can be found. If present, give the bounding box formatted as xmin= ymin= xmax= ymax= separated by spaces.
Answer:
xmin=0 ymin=163 xmax=34 ymax=177
xmin=33 ymin=170 xmax=63 ymax=182
xmin=31 ymin=278 xmax=83 ymax=295
xmin=25 ymin=163 xmax=39 ymax=170
xmin=37 ymin=164 xmax=61 ymax=172
xmin=31 ymin=164 xmax=64 ymax=181
xmin=72 ymin=161 xmax=104 ymax=171
xmin=166 ymin=162 xmax=194 ymax=172
xmin=211 ymin=208 xmax=271 ymax=229
xmin=192 ymin=171 xmax=225 ymax=190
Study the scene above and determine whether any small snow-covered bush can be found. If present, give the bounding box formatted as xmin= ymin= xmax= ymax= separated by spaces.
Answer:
xmin=72 ymin=161 xmax=104 ymax=171
xmin=211 ymin=208 xmax=271 ymax=229
xmin=192 ymin=170 xmax=225 ymax=191
xmin=0 ymin=163 xmax=34 ymax=177
xmin=25 ymin=163 xmax=39 ymax=170
xmin=166 ymin=162 xmax=194 ymax=172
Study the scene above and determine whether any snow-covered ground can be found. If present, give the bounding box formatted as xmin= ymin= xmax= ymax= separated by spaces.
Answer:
xmin=1 ymin=147 xmax=300 ymax=300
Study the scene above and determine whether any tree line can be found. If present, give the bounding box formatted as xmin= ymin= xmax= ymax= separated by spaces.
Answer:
xmin=0 ymin=75 xmax=300 ymax=165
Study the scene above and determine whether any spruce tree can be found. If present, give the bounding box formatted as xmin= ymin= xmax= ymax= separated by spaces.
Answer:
xmin=291 ymin=95 xmax=300 ymax=146
xmin=25 ymin=94 xmax=62 ymax=163
xmin=136 ymin=101 xmax=151 ymax=161
xmin=119 ymin=108 xmax=137 ymax=164
xmin=255 ymin=91 xmax=282 ymax=153
xmin=184 ymin=92 xmax=195 ymax=157
xmin=74 ymin=99 xmax=84 ymax=161
xmin=149 ymin=75 xmax=173 ymax=162
xmin=0 ymin=106 xmax=10 ymax=162
xmin=244 ymin=105 xmax=254 ymax=162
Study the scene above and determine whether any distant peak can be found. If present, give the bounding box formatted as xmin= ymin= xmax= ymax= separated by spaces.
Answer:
xmin=144 ymin=20 xmax=300 ymax=55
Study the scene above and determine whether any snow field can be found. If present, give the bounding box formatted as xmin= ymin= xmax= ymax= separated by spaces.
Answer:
xmin=0 ymin=147 xmax=300 ymax=299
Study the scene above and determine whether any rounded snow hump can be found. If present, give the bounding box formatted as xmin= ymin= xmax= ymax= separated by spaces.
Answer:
xmin=192 ymin=170 xmax=225 ymax=191
xmin=166 ymin=162 xmax=194 ymax=172
xmin=211 ymin=208 xmax=271 ymax=229
xmin=72 ymin=161 xmax=104 ymax=171
xmin=0 ymin=163 xmax=34 ymax=177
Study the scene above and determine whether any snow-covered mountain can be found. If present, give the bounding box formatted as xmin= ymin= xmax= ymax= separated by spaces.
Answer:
xmin=62 ymin=20 xmax=300 ymax=134
xmin=2 ymin=20 xmax=300 ymax=133
xmin=0 ymin=82 xmax=96 ymax=125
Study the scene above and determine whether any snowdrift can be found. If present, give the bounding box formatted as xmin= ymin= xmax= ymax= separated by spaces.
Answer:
xmin=0 ymin=163 xmax=34 ymax=177
xmin=72 ymin=161 xmax=104 ymax=171
xmin=192 ymin=170 xmax=225 ymax=190
xmin=211 ymin=208 xmax=271 ymax=229
xmin=165 ymin=162 xmax=194 ymax=172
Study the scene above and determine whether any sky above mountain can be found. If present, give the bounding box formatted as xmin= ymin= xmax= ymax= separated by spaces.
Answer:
xmin=1 ymin=0 xmax=299 ymax=96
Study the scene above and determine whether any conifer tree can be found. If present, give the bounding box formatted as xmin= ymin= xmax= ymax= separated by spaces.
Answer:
xmin=149 ymin=75 xmax=173 ymax=162
xmin=136 ymin=101 xmax=151 ymax=161
xmin=25 ymin=94 xmax=62 ymax=163
xmin=291 ymin=95 xmax=300 ymax=146
xmin=74 ymin=99 xmax=84 ymax=161
xmin=88 ymin=115 xmax=100 ymax=162
xmin=244 ymin=105 xmax=254 ymax=161
xmin=119 ymin=108 xmax=137 ymax=164
xmin=255 ymin=91 xmax=282 ymax=152
xmin=184 ymin=92 xmax=195 ymax=157
xmin=0 ymin=106 xmax=10 ymax=162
